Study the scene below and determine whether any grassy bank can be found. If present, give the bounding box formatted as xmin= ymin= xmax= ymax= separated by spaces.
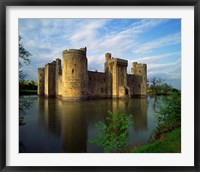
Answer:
xmin=131 ymin=92 xmax=181 ymax=153
xmin=133 ymin=127 xmax=181 ymax=153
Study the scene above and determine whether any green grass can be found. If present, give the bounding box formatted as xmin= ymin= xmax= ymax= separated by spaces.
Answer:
xmin=20 ymin=89 xmax=37 ymax=95
xmin=133 ymin=127 xmax=181 ymax=153
xmin=20 ymin=89 xmax=37 ymax=93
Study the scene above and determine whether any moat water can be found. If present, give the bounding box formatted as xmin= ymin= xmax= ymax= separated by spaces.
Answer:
xmin=19 ymin=95 xmax=167 ymax=153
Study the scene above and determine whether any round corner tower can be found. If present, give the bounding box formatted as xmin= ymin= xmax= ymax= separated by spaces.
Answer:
xmin=62 ymin=48 xmax=88 ymax=100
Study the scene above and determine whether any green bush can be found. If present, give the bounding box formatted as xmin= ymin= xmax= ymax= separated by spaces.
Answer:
xmin=89 ymin=110 xmax=132 ymax=153
xmin=155 ymin=92 xmax=181 ymax=132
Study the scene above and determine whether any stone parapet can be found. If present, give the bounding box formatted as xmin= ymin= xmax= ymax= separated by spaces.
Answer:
xmin=62 ymin=48 xmax=86 ymax=56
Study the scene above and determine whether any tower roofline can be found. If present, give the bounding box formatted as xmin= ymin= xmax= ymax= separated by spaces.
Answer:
xmin=62 ymin=47 xmax=87 ymax=56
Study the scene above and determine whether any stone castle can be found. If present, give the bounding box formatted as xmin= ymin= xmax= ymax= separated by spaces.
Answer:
xmin=38 ymin=47 xmax=147 ymax=100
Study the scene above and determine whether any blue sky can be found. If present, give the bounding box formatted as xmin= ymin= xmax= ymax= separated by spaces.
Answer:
xmin=19 ymin=18 xmax=181 ymax=89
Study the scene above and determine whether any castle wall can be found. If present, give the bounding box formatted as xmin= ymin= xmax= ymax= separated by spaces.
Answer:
xmin=62 ymin=48 xmax=88 ymax=100
xmin=104 ymin=53 xmax=112 ymax=97
xmin=111 ymin=61 xmax=118 ymax=97
xmin=55 ymin=58 xmax=62 ymax=97
xmin=44 ymin=64 xmax=49 ymax=97
xmin=127 ymin=74 xmax=134 ymax=97
xmin=57 ymin=75 xmax=63 ymax=97
xmin=44 ymin=62 xmax=56 ymax=97
xmin=38 ymin=68 xmax=45 ymax=96
xmin=88 ymin=71 xmax=109 ymax=99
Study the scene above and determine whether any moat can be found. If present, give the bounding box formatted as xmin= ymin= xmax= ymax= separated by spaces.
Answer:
xmin=19 ymin=96 xmax=166 ymax=153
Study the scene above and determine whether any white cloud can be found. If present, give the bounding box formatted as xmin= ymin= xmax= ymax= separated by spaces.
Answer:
xmin=148 ymin=59 xmax=181 ymax=71
xmin=132 ymin=52 xmax=180 ymax=64
xmin=91 ymin=19 xmax=166 ymax=56
xmin=132 ymin=32 xmax=181 ymax=54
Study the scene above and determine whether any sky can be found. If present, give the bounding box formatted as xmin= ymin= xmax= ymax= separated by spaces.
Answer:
xmin=19 ymin=18 xmax=181 ymax=89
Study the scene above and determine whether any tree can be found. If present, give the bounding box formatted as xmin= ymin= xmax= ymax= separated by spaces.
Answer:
xmin=160 ymin=83 xmax=172 ymax=95
xmin=19 ymin=36 xmax=32 ymax=126
xmin=19 ymin=35 xmax=32 ymax=82
xmin=149 ymin=77 xmax=162 ymax=95
xmin=148 ymin=77 xmax=174 ymax=95
xmin=155 ymin=92 xmax=181 ymax=132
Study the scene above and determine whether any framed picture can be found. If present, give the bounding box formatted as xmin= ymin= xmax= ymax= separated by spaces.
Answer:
xmin=0 ymin=0 xmax=199 ymax=171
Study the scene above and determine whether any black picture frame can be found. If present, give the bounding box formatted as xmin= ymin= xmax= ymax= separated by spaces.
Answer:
xmin=0 ymin=0 xmax=199 ymax=171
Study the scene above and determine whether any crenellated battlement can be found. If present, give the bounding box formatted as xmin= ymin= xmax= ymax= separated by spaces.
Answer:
xmin=132 ymin=62 xmax=147 ymax=68
xmin=38 ymin=67 xmax=45 ymax=71
xmin=45 ymin=61 xmax=56 ymax=67
xmin=113 ymin=58 xmax=128 ymax=66
xmin=62 ymin=48 xmax=87 ymax=56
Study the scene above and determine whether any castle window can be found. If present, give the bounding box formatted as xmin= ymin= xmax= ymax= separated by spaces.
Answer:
xmin=125 ymin=88 xmax=128 ymax=95
xmin=89 ymin=77 xmax=91 ymax=81
xmin=138 ymin=84 xmax=140 ymax=88
xmin=72 ymin=69 xmax=74 ymax=73
xmin=101 ymin=88 xmax=104 ymax=93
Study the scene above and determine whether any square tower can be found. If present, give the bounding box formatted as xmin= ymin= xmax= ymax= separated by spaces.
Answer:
xmin=106 ymin=56 xmax=130 ymax=98
xmin=131 ymin=62 xmax=147 ymax=97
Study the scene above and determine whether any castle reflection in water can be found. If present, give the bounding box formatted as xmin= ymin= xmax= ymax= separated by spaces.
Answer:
xmin=35 ymin=96 xmax=153 ymax=153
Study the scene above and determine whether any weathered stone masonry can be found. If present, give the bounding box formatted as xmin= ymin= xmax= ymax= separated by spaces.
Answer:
xmin=38 ymin=47 xmax=147 ymax=100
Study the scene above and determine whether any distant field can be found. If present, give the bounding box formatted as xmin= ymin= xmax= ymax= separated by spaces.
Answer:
xmin=20 ymin=81 xmax=38 ymax=86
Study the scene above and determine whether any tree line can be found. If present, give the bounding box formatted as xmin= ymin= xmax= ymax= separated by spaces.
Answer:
xmin=147 ymin=77 xmax=179 ymax=96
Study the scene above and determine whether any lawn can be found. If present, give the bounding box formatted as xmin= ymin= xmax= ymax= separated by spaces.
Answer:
xmin=133 ymin=127 xmax=181 ymax=153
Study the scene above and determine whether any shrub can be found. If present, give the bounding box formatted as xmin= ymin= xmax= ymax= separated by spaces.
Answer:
xmin=155 ymin=92 xmax=181 ymax=132
xmin=89 ymin=110 xmax=132 ymax=153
